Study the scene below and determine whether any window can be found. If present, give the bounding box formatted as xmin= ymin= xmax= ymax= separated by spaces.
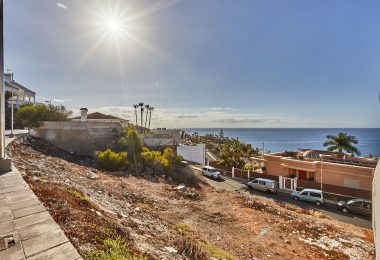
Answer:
xmin=259 ymin=181 xmax=266 ymax=185
xmin=299 ymin=191 xmax=308 ymax=196
xmin=252 ymin=180 xmax=258 ymax=184
xmin=350 ymin=202 xmax=362 ymax=208
xmin=309 ymin=192 xmax=321 ymax=198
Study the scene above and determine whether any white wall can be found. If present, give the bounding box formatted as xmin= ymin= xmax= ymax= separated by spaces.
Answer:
xmin=177 ymin=144 xmax=205 ymax=165
xmin=373 ymin=161 xmax=379 ymax=259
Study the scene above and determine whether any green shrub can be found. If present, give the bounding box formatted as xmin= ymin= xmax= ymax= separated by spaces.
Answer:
xmin=97 ymin=149 xmax=128 ymax=171
xmin=16 ymin=103 xmax=72 ymax=128
xmin=85 ymin=237 xmax=146 ymax=260
xmin=141 ymin=147 xmax=182 ymax=174
xmin=119 ymin=128 xmax=143 ymax=157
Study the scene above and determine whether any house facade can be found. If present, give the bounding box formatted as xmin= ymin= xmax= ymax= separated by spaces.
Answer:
xmin=4 ymin=73 xmax=36 ymax=107
xmin=71 ymin=111 xmax=130 ymax=128
xmin=264 ymin=149 xmax=377 ymax=199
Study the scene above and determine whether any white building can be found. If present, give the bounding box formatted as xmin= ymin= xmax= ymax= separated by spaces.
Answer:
xmin=4 ymin=73 xmax=36 ymax=107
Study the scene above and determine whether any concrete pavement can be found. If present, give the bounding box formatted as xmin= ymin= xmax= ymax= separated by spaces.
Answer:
xmin=0 ymin=133 xmax=81 ymax=259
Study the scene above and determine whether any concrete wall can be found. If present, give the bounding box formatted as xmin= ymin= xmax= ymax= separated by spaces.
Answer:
xmin=141 ymin=134 xmax=175 ymax=148
xmin=373 ymin=161 xmax=379 ymax=257
xmin=30 ymin=121 xmax=123 ymax=155
xmin=177 ymin=144 xmax=205 ymax=165
xmin=151 ymin=129 xmax=182 ymax=144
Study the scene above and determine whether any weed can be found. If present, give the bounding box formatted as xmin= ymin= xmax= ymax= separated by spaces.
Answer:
xmin=175 ymin=223 xmax=193 ymax=233
xmin=67 ymin=188 xmax=87 ymax=201
xmin=199 ymin=241 xmax=234 ymax=260
xmin=85 ymin=237 xmax=146 ymax=260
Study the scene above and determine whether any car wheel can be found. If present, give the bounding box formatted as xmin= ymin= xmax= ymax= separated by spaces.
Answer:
xmin=342 ymin=208 xmax=349 ymax=213
xmin=315 ymin=201 xmax=321 ymax=206
xmin=293 ymin=196 xmax=299 ymax=201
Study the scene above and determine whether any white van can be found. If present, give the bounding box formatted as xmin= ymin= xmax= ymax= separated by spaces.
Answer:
xmin=247 ymin=178 xmax=278 ymax=194
xmin=202 ymin=166 xmax=221 ymax=179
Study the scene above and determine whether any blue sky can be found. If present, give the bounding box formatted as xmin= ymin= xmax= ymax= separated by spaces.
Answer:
xmin=4 ymin=0 xmax=380 ymax=128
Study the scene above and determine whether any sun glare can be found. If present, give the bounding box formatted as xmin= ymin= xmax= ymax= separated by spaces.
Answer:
xmin=107 ymin=19 xmax=121 ymax=32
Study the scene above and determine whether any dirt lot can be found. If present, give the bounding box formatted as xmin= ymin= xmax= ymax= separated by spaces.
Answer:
xmin=8 ymin=137 xmax=375 ymax=260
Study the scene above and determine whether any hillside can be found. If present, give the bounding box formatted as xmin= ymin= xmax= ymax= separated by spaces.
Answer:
xmin=8 ymin=137 xmax=375 ymax=260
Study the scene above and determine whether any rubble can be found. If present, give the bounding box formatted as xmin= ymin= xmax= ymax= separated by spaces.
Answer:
xmin=7 ymin=137 xmax=376 ymax=260
xmin=86 ymin=172 xmax=98 ymax=180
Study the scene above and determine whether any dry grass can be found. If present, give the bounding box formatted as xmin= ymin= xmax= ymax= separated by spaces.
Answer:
xmin=308 ymin=209 xmax=324 ymax=218
xmin=175 ymin=237 xmax=209 ymax=260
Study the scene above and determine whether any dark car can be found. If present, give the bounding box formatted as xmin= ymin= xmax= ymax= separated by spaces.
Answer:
xmin=336 ymin=199 xmax=372 ymax=217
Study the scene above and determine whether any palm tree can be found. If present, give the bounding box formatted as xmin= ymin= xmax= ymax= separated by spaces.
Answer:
xmin=133 ymin=104 xmax=138 ymax=126
xmin=138 ymin=102 xmax=144 ymax=127
xmin=144 ymin=104 xmax=150 ymax=129
xmin=323 ymin=132 xmax=361 ymax=156
xmin=148 ymin=106 xmax=154 ymax=129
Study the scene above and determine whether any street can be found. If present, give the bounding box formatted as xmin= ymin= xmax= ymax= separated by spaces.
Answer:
xmin=192 ymin=166 xmax=372 ymax=229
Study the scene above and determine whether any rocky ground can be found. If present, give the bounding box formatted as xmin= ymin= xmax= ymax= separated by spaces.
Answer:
xmin=7 ymin=136 xmax=375 ymax=260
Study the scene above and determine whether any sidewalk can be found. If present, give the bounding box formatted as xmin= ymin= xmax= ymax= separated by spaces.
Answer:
xmin=0 ymin=136 xmax=81 ymax=259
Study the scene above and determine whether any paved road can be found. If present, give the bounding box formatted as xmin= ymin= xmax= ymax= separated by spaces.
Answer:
xmin=192 ymin=167 xmax=372 ymax=229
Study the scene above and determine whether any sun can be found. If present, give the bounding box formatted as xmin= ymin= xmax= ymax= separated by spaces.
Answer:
xmin=107 ymin=19 xmax=121 ymax=32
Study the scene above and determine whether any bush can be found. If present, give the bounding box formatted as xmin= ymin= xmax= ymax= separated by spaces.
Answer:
xmin=141 ymin=148 xmax=182 ymax=174
xmin=119 ymin=127 xmax=142 ymax=158
xmin=171 ymin=166 xmax=199 ymax=187
xmin=16 ymin=103 xmax=72 ymax=128
xmin=97 ymin=149 xmax=128 ymax=171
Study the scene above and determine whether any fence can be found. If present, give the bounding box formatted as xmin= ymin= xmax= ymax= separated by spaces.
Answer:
xmin=208 ymin=161 xmax=371 ymax=200
xmin=209 ymin=162 xmax=278 ymax=181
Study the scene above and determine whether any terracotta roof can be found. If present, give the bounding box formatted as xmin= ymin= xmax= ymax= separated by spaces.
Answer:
xmin=72 ymin=112 xmax=126 ymax=120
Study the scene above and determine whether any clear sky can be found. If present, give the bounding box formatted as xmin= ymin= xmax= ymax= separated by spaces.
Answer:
xmin=4 ymin=0 xmax=380 ymax=128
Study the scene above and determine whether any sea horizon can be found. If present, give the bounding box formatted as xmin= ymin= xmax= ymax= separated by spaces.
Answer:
xmin=183 ymin=128 xmax=380 ymax=156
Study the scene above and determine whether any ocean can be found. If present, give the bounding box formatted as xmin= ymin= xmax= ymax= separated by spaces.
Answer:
xmin=183 ymin=128 xmax=380 ymax=157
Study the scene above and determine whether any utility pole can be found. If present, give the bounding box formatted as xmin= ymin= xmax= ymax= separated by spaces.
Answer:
xmin=7 ymin=70 xmax=14 ymax=138
xmin=0 ymin=0 xmax=11 ymax=172
xmin=0 ymin=0 xmax=5 ymax=159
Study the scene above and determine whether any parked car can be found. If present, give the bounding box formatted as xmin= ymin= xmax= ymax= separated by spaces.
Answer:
xmin=246 ymin=178 xmax=278 ymax=194
xmin=202 ymin=166 xmax=221 ymax=179
xmin=291 ymin=189 xmax=324 ymax=205
xmin=337 ymin=199 xmax=372 ymax=217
